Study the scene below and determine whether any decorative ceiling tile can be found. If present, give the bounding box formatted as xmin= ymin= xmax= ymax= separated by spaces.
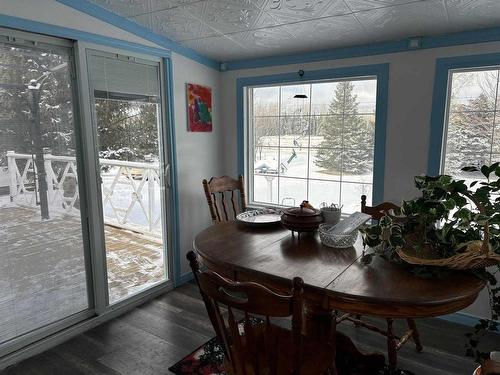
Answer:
xmin=262 ymin=0 xmax=351 ymax=22
xmin=182 ymin=35 xmax=250 ymax=60
xmin=343 ymin=0 xmax=427 ymax=12
xmin=133 ymin=11 xmax=218 ymax=41
xmin=230 ymin=24 xmax=297 ymax=51
xmin=355 ymin=0 xmax=449 ymax=40
xmin=287 ymin=14 xmax=366 ymax=45
xmin=194 ymin=0 xmax=264 ymax=34
xmin=89 ymin=0 xmax=202 ymax=17
xmin=88 ymin=0 xmax=500 ymax=61
xmin=444 ymin=0 xmax=500 ymax=29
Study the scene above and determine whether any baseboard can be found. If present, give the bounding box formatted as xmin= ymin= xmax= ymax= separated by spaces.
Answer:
xmin=438 ymin=312 xmax=497 ymax=328
xmin=178 ymin=271 xmax=194 ymax=285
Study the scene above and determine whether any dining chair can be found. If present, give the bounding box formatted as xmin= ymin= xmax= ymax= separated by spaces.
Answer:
xmin=360 ymin=194 xmax=399 ymax=220
xmin=338 ymin=195 xmax=423 ymax=372
xmin=187 ymin=251 xmax=337 ymax=375
xmin=202 ymin=175 xmax=247 ymax=223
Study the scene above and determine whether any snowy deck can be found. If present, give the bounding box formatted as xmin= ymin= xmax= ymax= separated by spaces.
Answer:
xmin=0 ymin=205 xmax=164 ymax=344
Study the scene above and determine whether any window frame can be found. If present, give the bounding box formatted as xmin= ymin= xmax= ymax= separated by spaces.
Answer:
xmin=236 ymin=64 xmax=390 ymax=209
xmin=428 ymin=53 xmax=500 ymax=175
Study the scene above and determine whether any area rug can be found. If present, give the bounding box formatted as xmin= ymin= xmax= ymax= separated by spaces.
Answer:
xmin=168 ymin=336 xmax=416 ymax=375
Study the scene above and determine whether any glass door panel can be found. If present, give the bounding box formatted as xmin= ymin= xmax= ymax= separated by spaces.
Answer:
xmin=86 ymin=52 xmax=167 ymax=304
xmin=0 ymin=40 xmax=89 ymax=344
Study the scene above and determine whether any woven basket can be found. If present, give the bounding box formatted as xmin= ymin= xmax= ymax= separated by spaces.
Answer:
xmin=396 ymin=241 xmax=500 ymax=270
xmin=395 ymin=191 xmax=500 ymax=270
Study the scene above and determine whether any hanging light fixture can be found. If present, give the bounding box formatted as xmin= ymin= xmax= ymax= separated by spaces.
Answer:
xmin=293 ymin=69 xmax=308 ymax=99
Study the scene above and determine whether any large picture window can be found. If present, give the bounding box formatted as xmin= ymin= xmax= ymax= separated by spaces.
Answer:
xmin=442 ymin=68 xmax=500 ymax=178
xmin=247 ymin=77 xmax=377 ymax=213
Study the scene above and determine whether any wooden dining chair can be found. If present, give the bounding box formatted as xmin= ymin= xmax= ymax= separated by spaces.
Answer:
xmin=187 ymin=251 xmax=337 ymax=375
xmin=203 ymin=175 xmax=247 ymax=223
xmin=360 ymin=194 xmax=399 ymax=220
xmin=338 ymin=195 xmax=423 ymax=372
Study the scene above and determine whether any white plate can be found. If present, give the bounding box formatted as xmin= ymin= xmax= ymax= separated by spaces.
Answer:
xmin=236 ymin=209 xmax=282 ymax=227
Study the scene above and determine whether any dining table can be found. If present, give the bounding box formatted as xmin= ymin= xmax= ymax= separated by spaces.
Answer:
xmin=193 ymin=221 xmax=486 ymax=374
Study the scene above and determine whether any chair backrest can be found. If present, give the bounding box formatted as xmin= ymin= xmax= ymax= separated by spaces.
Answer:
xmin=360 ymin=194 xmax=399 ymax=220
xmin=187 ymin=251 xmax=304 ymax=375
xmin=203 ymin=175 xmax=247 ymax=223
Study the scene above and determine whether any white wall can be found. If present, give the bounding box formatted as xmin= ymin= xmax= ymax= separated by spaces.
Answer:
xmin=171 ymin=52 xmax=223 ymax=276
xmin=220 ymin=41 xmax=500 ymax=319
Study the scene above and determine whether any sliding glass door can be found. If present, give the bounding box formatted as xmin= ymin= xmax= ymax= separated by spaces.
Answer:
xmin=0 ymin=33 xmax=91 ymax=347
xmin=0 ymin=32 xmax=172 ymax=357
xmin=86 ymin=50 xmax=169 ymax=304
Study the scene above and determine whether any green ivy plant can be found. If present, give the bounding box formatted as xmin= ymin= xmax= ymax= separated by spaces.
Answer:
xmin=360 ymin=163 xmax=500 ymax=362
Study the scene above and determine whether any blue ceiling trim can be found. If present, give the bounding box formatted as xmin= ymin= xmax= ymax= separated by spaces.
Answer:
xmin=0 ymin=14 xmax=170 ymax=58
xmin=55 ymin=0 xmax=220 ymax=70
xmin=225 ymin=26 xmax=500 ymax=71
xmin=228 ymin=40 xmax=408 ymax=71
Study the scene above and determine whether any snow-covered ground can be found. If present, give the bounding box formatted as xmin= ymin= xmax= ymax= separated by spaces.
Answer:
xmin=253 ymin=143 xmax=373 ymax=213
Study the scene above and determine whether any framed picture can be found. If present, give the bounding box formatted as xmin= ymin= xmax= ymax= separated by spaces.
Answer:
xmin=186 ymin=83 xmax=212 ymax=132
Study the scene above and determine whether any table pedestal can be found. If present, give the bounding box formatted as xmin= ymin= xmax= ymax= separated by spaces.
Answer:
xmin=305 ymin=302 xmax=386 ymax=375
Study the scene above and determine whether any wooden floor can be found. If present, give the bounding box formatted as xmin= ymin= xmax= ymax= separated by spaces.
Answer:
xmin=3 ymin=282 xmax=498 ymax=375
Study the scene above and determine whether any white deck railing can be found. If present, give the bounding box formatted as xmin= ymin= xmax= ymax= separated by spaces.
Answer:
xmin=6 ymin=151 xmax=161 ymax=234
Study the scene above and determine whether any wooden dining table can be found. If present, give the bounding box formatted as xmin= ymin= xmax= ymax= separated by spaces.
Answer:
xmin=193 ymin=221 xmax=486 ymax=374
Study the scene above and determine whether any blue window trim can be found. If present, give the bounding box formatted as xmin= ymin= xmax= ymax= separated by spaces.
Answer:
xmin=0 ymin=13 xmax=183 ymax=288
xmin=236 ymin=63 xmax=389 ymax=206
xmin=428 ymin=52 xmax=500 ymax=175
xmin=55 ymin=0 xmax=219 ymax=70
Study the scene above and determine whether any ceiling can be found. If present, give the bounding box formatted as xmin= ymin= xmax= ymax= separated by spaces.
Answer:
xmin=88 ymin=0 xmax=500 ymax=62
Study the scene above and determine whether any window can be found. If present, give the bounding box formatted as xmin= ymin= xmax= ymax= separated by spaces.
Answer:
xmin=247 ymin=78 xmax=377 ymax=213
xmin=442 ymin=68 xmax=500 ymax=178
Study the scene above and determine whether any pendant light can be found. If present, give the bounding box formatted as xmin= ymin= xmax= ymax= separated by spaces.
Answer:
xmin=293 ymin=69 xmax=308 ymax=99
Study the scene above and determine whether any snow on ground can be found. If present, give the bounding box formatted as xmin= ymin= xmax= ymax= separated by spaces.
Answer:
xmin=253 ymin=144 xmax=372 ymax=213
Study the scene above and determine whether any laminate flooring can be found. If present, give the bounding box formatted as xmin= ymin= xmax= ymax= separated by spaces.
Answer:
xmin=2 ymin=282 xmax=498 ymax=375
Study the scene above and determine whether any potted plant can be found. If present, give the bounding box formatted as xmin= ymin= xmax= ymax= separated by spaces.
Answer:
xmin=361 ymin=163 xmax=500 ymax=361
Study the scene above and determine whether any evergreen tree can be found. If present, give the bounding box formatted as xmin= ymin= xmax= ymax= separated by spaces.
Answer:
xmin=0 ymin=45 xmax=75 ymax=163
xmin=96 ymin=99 xmax=159 ymax=162
xmin=314 ymin=81 xmax=373 ymax=174
xmin=445 ymin=93 xmax=494 ymax=176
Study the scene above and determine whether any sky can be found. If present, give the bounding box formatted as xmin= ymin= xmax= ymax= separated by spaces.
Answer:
xmin=252 ymin=78 xmax=377 ymax=115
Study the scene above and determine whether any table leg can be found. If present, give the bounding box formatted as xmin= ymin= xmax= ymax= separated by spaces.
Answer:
xmin=386 ymin=318 xmax=398 ymax=375
xmin=305 ymin=302 xmax=385 ymax=375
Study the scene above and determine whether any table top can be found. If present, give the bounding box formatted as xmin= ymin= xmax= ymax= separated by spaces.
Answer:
xmin=194 ymin=221 xmax=486 ymax=318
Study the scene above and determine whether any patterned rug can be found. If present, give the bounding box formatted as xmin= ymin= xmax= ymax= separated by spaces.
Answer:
xmin=168 ymin=336 xmax=416 ymax=375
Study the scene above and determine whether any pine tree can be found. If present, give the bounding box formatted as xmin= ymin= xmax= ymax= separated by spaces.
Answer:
xmin=445 ymin=93 xmax=494 ymax=175
xmin=314 ymin=81 xmax=373 ymax=174
xmin=96 ymin=99 xmax=159 ymax=162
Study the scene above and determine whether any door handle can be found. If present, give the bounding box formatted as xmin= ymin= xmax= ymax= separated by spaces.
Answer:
xmin=164 ymin=163 xmax=171 ymax=189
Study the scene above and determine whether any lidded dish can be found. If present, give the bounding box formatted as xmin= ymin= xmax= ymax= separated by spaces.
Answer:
xmin=280 ymin=201 xmax=323 ymax=234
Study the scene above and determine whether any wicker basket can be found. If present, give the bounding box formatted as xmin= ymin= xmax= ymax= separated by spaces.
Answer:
xmin=396 ymin=242 xmax=500 ymax=270
xmin=395 ymin=191 xmax=500 ymax=270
